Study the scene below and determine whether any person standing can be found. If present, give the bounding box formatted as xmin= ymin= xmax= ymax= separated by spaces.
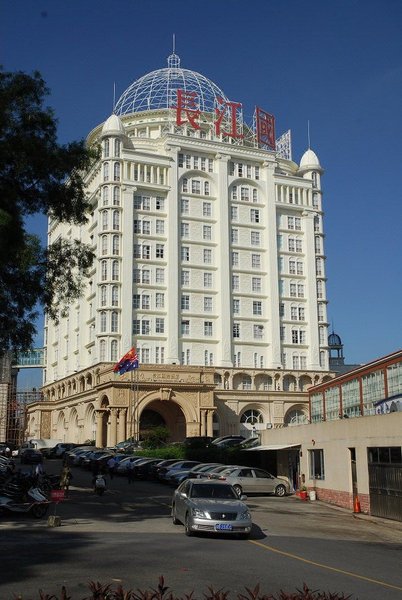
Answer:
xmin=60 ymin=465 xmax=72 ymax=496
xmin=107 ymin=455 xmax=116 ymax=479
xmin=127 ymin=460 xmax=135 ymax=484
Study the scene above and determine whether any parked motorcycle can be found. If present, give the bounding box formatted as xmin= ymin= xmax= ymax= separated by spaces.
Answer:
xmin=0 ymin=485 xmax=49 ymax=518
xmin=94 ymin=474 xmax=107 ymax=496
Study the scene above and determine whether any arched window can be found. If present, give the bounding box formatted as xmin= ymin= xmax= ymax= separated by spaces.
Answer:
xmin=101 ymin=260 xmax=107 ymax=281
xmin=111 ymin=285 xmax=119 ymax=306
xmin=102 ymin=186 xmax=109 ymax=206
xmin=112 ymin=235 xmax=119 ymax=255
xmin=111 ymin=311 xmax=118 ymax=332
xmin=103 ymin=139 xmax=109 ymax=158
xmin=111 ymin=340 xmax=118 ymax=361
xmin=101 ymin=235 xmax=108 ymax=256
xmin=100 ymin=312 xmax=107 ymax=333
xmin=112 ymin=260 xmax=119 ymax=280
xmin=100 ymin=339 xmax=106 ymax=361
xmin=113 ymin=162 xmax=120 ymax=181
xmin=112 ymin=210 xmax=120 ymax=230
xmin=204 ymin=181 xmax=210 ymax=196
xmin=312 ymin=172 xmax=317 ymax=187
xmin=102 ymin=211 xmax=108 ymax=231
xmin=113 ymin=186 xmax=120 ymax=206
xmin=100 ymin=285 xmax=107 ymax=307
xmin=240 ymin=409 xmax=263 ymax=425
xmin=103 ymin=162 xmax=109 ymax=181
xmin=252 ymin=188 xmax=258 ymax=202
xmin=114 ymin=139 xmax=120 ymax=157
xmin=182 ymin=177 xmax=188 ymax=192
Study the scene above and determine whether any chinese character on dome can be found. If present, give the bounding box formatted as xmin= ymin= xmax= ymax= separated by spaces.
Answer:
xmin=175 ymin=89 xmax=201 ymax=129
xmin=215 ymin=97 xmax=244 ymax=139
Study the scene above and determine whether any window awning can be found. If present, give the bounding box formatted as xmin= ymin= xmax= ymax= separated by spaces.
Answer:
xmin=243 ymin=443 xmax=301 ymax=451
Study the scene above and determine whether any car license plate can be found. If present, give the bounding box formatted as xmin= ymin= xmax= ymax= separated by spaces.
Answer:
xmin=215 ymin=523 xmax=232 ymax=531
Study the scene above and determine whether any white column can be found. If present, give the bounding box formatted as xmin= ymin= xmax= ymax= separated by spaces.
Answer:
xmin=303 ymin=211 xmax=321 ymax=370
xmin=165 ymin=144 xmax=180 ymax=363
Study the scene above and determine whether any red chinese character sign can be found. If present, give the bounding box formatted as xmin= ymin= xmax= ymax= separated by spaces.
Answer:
xmin=256 ymin=107 xmax=276 ymax=150
xmin=174 ymin=90 xmax=243 ymax=139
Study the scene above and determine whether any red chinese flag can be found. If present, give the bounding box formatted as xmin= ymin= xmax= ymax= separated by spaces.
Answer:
xmin=256 ymin=107 xmax=276 ymax=150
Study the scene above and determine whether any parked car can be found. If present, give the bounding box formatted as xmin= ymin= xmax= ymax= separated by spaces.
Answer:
xmin=212 ymin=466 xmax=290 ymax=497
xmin=169 ymin=463 xmax=223 ymax=486
xmin=115 ymin=456 xmax=144 ymax=474
xmin=149 ymin=459 xmax=182 ymax=480
xmin=171 ymin=478 xmax=252 ymax=538
xmin=210 ymin=435 xmax=245 ymax=446
xmin=159 ymin=460 xmax=201 ymax=483
xmin=50 ymin=443 xmax=79 ymax=458
xmin=131 ymin=458 xmax=162 ymax=479
xmin=20 ymin=448 xmax=44 ymax=464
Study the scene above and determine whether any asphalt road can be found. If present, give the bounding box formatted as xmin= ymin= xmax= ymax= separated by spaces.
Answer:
xmin=0 ymin=459 xmax=401 ymax=600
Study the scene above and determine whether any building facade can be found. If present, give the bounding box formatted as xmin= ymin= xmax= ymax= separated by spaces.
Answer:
xmin=27 ymin=52 xmax=333 ymax=443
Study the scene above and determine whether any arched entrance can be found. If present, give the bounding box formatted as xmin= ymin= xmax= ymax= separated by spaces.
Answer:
xmin=138 ymin=400 xmax=186 ymax=442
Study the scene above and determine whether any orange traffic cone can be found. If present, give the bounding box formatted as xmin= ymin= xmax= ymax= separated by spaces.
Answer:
xmin=353 ymin=496 xmax=361 ymax=513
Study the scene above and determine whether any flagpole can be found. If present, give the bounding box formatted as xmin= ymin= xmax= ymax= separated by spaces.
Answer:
xmin=130 ymin=367 xmax=134 ymax=440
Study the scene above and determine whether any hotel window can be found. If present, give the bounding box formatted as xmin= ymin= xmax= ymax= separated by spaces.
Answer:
xmin=181 ymin=246 xmax=190 ymax=262
xmin=231 ymin=206 xmax=238 ymax=221
xmin=155 ymin=197 xmax=165 ymax=210
xmin=231 ymin=228 xmax=238 ymax=243
xmin=155 ymin=292 xmax=164 ymax=308
xmin=238 ymin=163 xmax=243 ymax=177
xmin=141 ymin=320 xmax=150 ymax=335
xmin=279 ymin=303 xmax=285 ymax=317
xmin=156 ymin=244 xmax=164 ymax=259
xmin=142 ymin=245 xmax=150 ymax=259
xmin=142 ymin=196 xmax=151 ymax=210
xmin=296 ymin=239 xmax=302 ymax=253
xmin=233 ymin=323 xmax=240 ymax=338
xmin=181 ymin=198 xmax=189 ymax=214
xmin=208 ymin=158 xmax=213 ymax=172
xmin=288 ymin=238 xmax=295 ymax=252
xmin=114 ymin=139 xmax=120 ymax=157
xmin=314 ymin=216 xmax=320 ymax=232
xmin=111 ymin=340 xmax=118 ymax=362
xmin=204 ymin=297 xmax=212 ymax=312
xmin=101 ymin=235 xmax=108 ymax=256
xmin=200 ymin=157 xmax=206 ymax=171
xmin=255 ymin=166 xmax=260 ymax=180
xmin=191 ymin=179 xmax=201 ymax=194
xmin=113 ymin=162 xmax=120 ymax=181
xmin=102 ymin=187 xmax=109 ymax=206
xmin=103 ymin=139 xmax=110 ymax=158
xmin=252 ymin=277 xmax=261 ymax=292
xmin=313 ymin=193 xmax=319 ymax=207
xmin=203 ymin=249 xmax=212 ymax=264
xmin=133 ymin=244 xmax=141 ymax=258
xmin=181 ymin=270 xmax=189 ymax=286
xmin=251 ymin=231 xmax=260 ymax=246
xmin=291 ymin=306 xmax=298 ymax=320
xmin=204 ymin=272 xmax=212 ymax=288
xmin=316 ymin=258 xmax=323 ymax=276
xmin=155 ymin=219 xmax=164 ymax=234
xmin=111 ymin=286 xmax=118 ymax=306
xmin=181 ymin=295 xmax=190 ymax=310
xmin=203 ymin=202 xmax=212 ymax=217
xmin=142 ymin=220 xmax=150 ymax=234
xmin=112 ymin=260 xmax=119 ymax=280
xmin=254 ymin=324 xmax=264 ymax=339
xmin=112 ymin=235 xmax=119 ymax=255
xmin=241 ymin=187 xmax=249 ymax=201
xmin=232 ymin=275 xmax=239 ymax=290
xmin=178 ymin=154 xmax=184 ymax=167
xmin=113 ymin=186 xmax=120 ymax=205
xmin=232 ymin=251 xmax=239 ymax=267
xmin=203 ymin=225 xmax=212 ymax=240
xmin=317 ymin=280 xmax=323 ymax=299
xmin=141 ymin=348 xmax=150 ymax=363
xmin=233 ymin=299 xmax=240 ymax=314
xmin=155 ymin=346 xmax=165 ymax=364
xmin=251 ymin=209 xmax=260 ymax=223
xmin=297 ymin=261 xmax=304 ymax=275
xmin=111 ymin=311 xmax=118 ymax=333
xmin=280 ymin=326 xmax=285 ymax=341
xmin=155 ymin=268 xmax=164 ymax=283
xmin=100 ymin=312 xmax=107 ymax=333
xmin=204 ymin=181 xmax=210 ymax=196
xmin=289 ymin=259 xmax=296 ymax=274
xmin=112 ymin=210 xmax=120 ymax=230
xmin=297 ymin=284 xmax=304 ymax=298
xmin=182 ymin=178 xmax=188 ymax=193
xmin=251 ymin=254 xmax=261 ymax=269
xmin=181 ymin=320 xmax=190 ymax=335
xmin=101 ymin=286 xmax=107 ymax=307
xmin=142 ymin=269 xmax=150 ymax=284
xmin=133 ymin=269 xmax=140 ymax=283
xmin=252 ymin=189 xmax=258 ymax=202
xmin=102 ymin=211 xmax=108 ymax=231
xmin=101 ymin=260 xmax=107 ymax=281
xmin=299 ymin=307 xmax=305 ymax=321
xmin=317 ymin=304 xmax=324 ymax=321
xmin=155 ymin=318 xmax=165 ymax=333
xmin=103 ymin=162 xmax=109 ymax=181
xmin=100 ymin=339 xmax=106 ymax=361
xmin=142 ymin=294 xmax=150 ymax=310
xmin=290 ymin=283 xmax=296 ymax=297
xmin=315 ymin=236 xmax=321 ymax=253
xmin=204 ymin=321 xmax=213 ymax=336
xmin=232 ymin=186 xmax=238 ymax=200
xmin=253 ymin=301 xmax=262 ymax=315
xmin=181 ymin=223 xmax=189 ymax=238
xmin=288 ymin=216 xmax=295 ymax=230
xmin=133 ymin=294 xmax=140 ymax=309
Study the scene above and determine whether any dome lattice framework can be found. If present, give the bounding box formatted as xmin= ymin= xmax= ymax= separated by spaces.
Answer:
xmin=114 ymin=53 xmax=229 ymax=117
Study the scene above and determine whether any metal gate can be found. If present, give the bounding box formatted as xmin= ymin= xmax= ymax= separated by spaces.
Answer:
xmin=368 ymin=463 xmax=402 ymax=522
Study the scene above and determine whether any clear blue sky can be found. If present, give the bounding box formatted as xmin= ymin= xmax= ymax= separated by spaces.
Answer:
xmin=2 ymin=0 xmax=401 ymax=389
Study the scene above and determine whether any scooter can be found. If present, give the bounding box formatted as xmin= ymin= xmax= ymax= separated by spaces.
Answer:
xmin=94 ymin=474 xmax=107 ymax=496
xmin=0 ymin=486 xmax=50 ymax=518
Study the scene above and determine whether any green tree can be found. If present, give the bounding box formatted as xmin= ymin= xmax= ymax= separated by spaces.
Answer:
xmin=0 ymin=68 xmax=97 ymax=354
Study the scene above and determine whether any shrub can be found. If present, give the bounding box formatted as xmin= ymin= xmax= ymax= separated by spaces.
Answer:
xmin=11 ymin=576 xmax=353 ymax=600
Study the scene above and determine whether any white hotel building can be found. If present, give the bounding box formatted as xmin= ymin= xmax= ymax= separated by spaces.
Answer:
xmin=27 ymin=53 xmax=333 ymax=446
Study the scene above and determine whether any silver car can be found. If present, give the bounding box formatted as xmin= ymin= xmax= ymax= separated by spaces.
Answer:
xmin=212 ymin=466 xmax=290 ymax=497
xmin=171 ymin=479 xmax=252 ymax=538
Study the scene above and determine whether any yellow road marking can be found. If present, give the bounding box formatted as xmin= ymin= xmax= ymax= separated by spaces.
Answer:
xmin=249 ymin=540 xmax=402 ymax=592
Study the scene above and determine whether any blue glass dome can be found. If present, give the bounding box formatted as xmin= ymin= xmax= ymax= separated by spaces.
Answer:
xmin=114 ymin=53 xmax=228 ymax=116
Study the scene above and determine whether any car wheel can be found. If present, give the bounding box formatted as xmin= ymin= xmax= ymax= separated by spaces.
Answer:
xmin=184 ymin=513 xmax=193 ymax=536
xmin=171 ymin=505 xmax=180 ymax=525
xmin=275 ymin=484 xmax=286 ymax=497
xmin=31 ymin=504 xmax=49 ymax=518
xmin=233 ymin=484 xmax=242 ymax=497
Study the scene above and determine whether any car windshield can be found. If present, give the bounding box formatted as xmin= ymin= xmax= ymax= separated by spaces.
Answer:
xmin=190 ymin=484 xmax=237 ymax=499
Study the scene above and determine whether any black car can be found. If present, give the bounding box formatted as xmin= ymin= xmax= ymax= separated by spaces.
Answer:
xmin=20 ymin=448 xmax=44 ymax=464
